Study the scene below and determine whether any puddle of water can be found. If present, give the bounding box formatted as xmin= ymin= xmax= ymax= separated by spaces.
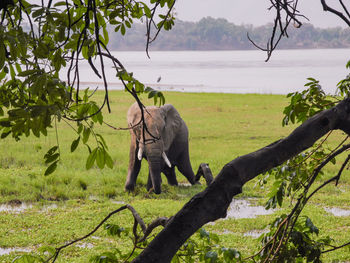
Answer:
xmin=243 ymin=229 xmax=269 ymax=238
xmin=324 ymin=207 xmax=350 ymax=217
xmin=75 ymin=243 xmax=94 ymax=249
xmin=40 ymin=203 xmax=59 ymax=212
xmin=178 ymin=182 xmax=192 ymax=187
xmin=225 ymin=199 xmax=274 ymax=219
xmin=0 ymin=203 xmax=60 ymax=213
xmin=0 ymin=247 xmax=32 ymax=256
xmin=0 ymin=203 xmax=33 ymax=213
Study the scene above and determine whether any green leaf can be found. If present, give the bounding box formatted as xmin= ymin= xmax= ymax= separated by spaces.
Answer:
xmin=120 ymin=24 xmax=126 ymax=35
xmin=45 ymin=146 xmax=58 ymax=158
xmin=82 ymin=45 xmax=89 ymax=60
xmin=143 ymin=5 xmax=151 ymax=18
xmin=77 ymin=124 xmax=83 ymax=134
xmin=0 ymin=69 xmax=6 ymax=80
xmin=15 ymin=63 xmax=22 ymax=74
xmin=105 ymin=152 xmax=114 ymax=169
xmin=45 ymin=161 xmax=58 ymax=176
xmin=77 ymin=103 xmax=91 ymax=118
xmin=54 ymin=1 xmax=68 ymax=7
xmin=17 ymin=69 xmax=39 ymax=77
xmin=96 ymin=148 xmax=105 ymax=169
xmin=90 ymin=104 xmax=103 ymax=124
xmin=96 ymin=134 xmax=107 ymax=149
xmin=71 ymin=136 xmax=80 ymax=152
xmin=1 ymin=130 xmax=11 ymax=139
xmin=86 ymin=148 xmax=97 ymax=170
xmin=9 ymin=63 xmax=15 ymax=79
xmin=125 ymin=20 xmax=131 ymax=28
xmin=103 ymin=26 xmax=109 ymax=44
xmin=32 ymin=7 xmax=45 ymax=18
xmin=45 ymin=153 xmax=59 ymax=164
xmin=82 ymin=127 xmax=91 ymax=144
xmin=306 ymin=77 xmax=317 ymax=82
xmin=346 ymin=60 xmax=350 ymax=69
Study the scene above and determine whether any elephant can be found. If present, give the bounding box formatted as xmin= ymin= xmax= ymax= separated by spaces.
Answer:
xmin=125 ymin=102 xmax=196 ymax=194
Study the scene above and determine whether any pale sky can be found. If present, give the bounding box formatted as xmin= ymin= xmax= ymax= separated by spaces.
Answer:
xmin=174 ymin=0 xmax=348 ymax=28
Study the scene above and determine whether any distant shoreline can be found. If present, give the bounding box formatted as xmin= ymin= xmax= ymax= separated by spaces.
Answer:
xmin=107 ymin=18 xmax=350 ymax=51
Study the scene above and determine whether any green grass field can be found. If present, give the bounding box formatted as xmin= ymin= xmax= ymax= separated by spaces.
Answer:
xmin=0 ymin=91 xmax=349 ymax=262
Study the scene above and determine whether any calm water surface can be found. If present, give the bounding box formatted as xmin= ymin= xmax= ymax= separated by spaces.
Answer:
xmin=66 ymin=49 xmax=350 ymax=94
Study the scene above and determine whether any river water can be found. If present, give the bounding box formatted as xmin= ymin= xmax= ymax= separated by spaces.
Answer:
xmin=65 ymin=48 xmax=350 ymax=95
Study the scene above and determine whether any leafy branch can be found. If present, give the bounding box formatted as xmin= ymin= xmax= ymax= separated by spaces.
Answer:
xmin=0 ymin=0 xmax=173 ymax=174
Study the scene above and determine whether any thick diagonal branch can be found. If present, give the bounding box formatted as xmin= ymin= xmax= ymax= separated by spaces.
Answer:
xmin=132 ymin=98 xmax=350 ymax=263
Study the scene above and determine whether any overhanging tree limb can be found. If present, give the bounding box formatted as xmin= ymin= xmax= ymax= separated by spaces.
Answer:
xmin=132 ymin=98 xmax=350 ymax=263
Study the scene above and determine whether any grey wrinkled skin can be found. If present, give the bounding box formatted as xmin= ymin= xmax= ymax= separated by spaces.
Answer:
xmin=125 ymin=103 xmax=196 ymax=194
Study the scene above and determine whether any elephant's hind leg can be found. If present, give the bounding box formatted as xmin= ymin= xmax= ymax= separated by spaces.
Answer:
xmin=163 ymin=166 xmax=178 ymax=186
xmin=176 ymin=152 xmax=196 ymax=185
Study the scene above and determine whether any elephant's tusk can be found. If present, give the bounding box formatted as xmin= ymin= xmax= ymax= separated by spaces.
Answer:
xmin=137 ymin=147 xmax=143 ymax=161
xmin=162 ymin=152 xmax=172 ymax=168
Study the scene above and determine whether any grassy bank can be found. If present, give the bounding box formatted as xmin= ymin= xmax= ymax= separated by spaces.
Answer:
xmin=0 ymin=91 xmax=349 ymax=262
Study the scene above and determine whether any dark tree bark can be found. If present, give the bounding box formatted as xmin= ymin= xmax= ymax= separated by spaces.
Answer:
xmin=131 ymin=98 xmax=350 ymax=263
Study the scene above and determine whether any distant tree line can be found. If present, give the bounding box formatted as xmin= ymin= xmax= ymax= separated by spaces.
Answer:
xmin=108 ymin=17 xmax=350 ymax=51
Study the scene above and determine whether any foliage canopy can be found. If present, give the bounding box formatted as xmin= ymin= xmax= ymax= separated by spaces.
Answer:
xmin=1 ymin=0 xmax=350 ymax=263
xmin=0 ymin=0 xmax=172 ymax=174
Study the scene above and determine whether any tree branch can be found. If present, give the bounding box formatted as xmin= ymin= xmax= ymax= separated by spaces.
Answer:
xmin=320 ymin=0 xmax=350 ymax=27
xmin=322 ymin=240 xmax=350 ymax=253
xmin=132 ymin=98 xmax=350 ymax=263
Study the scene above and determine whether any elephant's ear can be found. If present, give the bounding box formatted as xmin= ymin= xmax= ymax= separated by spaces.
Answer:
xmin=127 ymin=102 xmax=142 ymax=126
xmin=161 ymin=104 xmax=183 ymax=150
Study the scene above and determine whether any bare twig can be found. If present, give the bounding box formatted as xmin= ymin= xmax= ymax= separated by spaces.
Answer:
xmin=248 ymin=0 xmax=310 ymax=61
xmin=47 ymin=204 xmax=168 ymax=263
xmin=103 ymin=119 xmax=142 ymax=131
xmin=321 ymin=0 xmax=350 ymax=26
xmin=322 ymin=241 xmax=350 ymax=253
xmin=49 ymin=205 xmax=129 ymax=263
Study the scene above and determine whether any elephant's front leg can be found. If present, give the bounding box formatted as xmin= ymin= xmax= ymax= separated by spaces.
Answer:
xmin=163 ymin=166 xmax=178 ymax=186
xmin=125 ymin=140 xmax=142 ymax=192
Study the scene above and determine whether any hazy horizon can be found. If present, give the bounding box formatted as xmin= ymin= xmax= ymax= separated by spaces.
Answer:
xmin=174 ymin=0 xmax=348 ymax=29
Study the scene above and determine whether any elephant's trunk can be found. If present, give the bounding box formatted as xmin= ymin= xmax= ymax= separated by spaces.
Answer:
xmin=148 ymin=155 xmax=162 ymax=194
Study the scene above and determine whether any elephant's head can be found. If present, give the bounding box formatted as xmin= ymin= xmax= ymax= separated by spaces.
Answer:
xmin=127 ymin=103 xmax=182 ymax=194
